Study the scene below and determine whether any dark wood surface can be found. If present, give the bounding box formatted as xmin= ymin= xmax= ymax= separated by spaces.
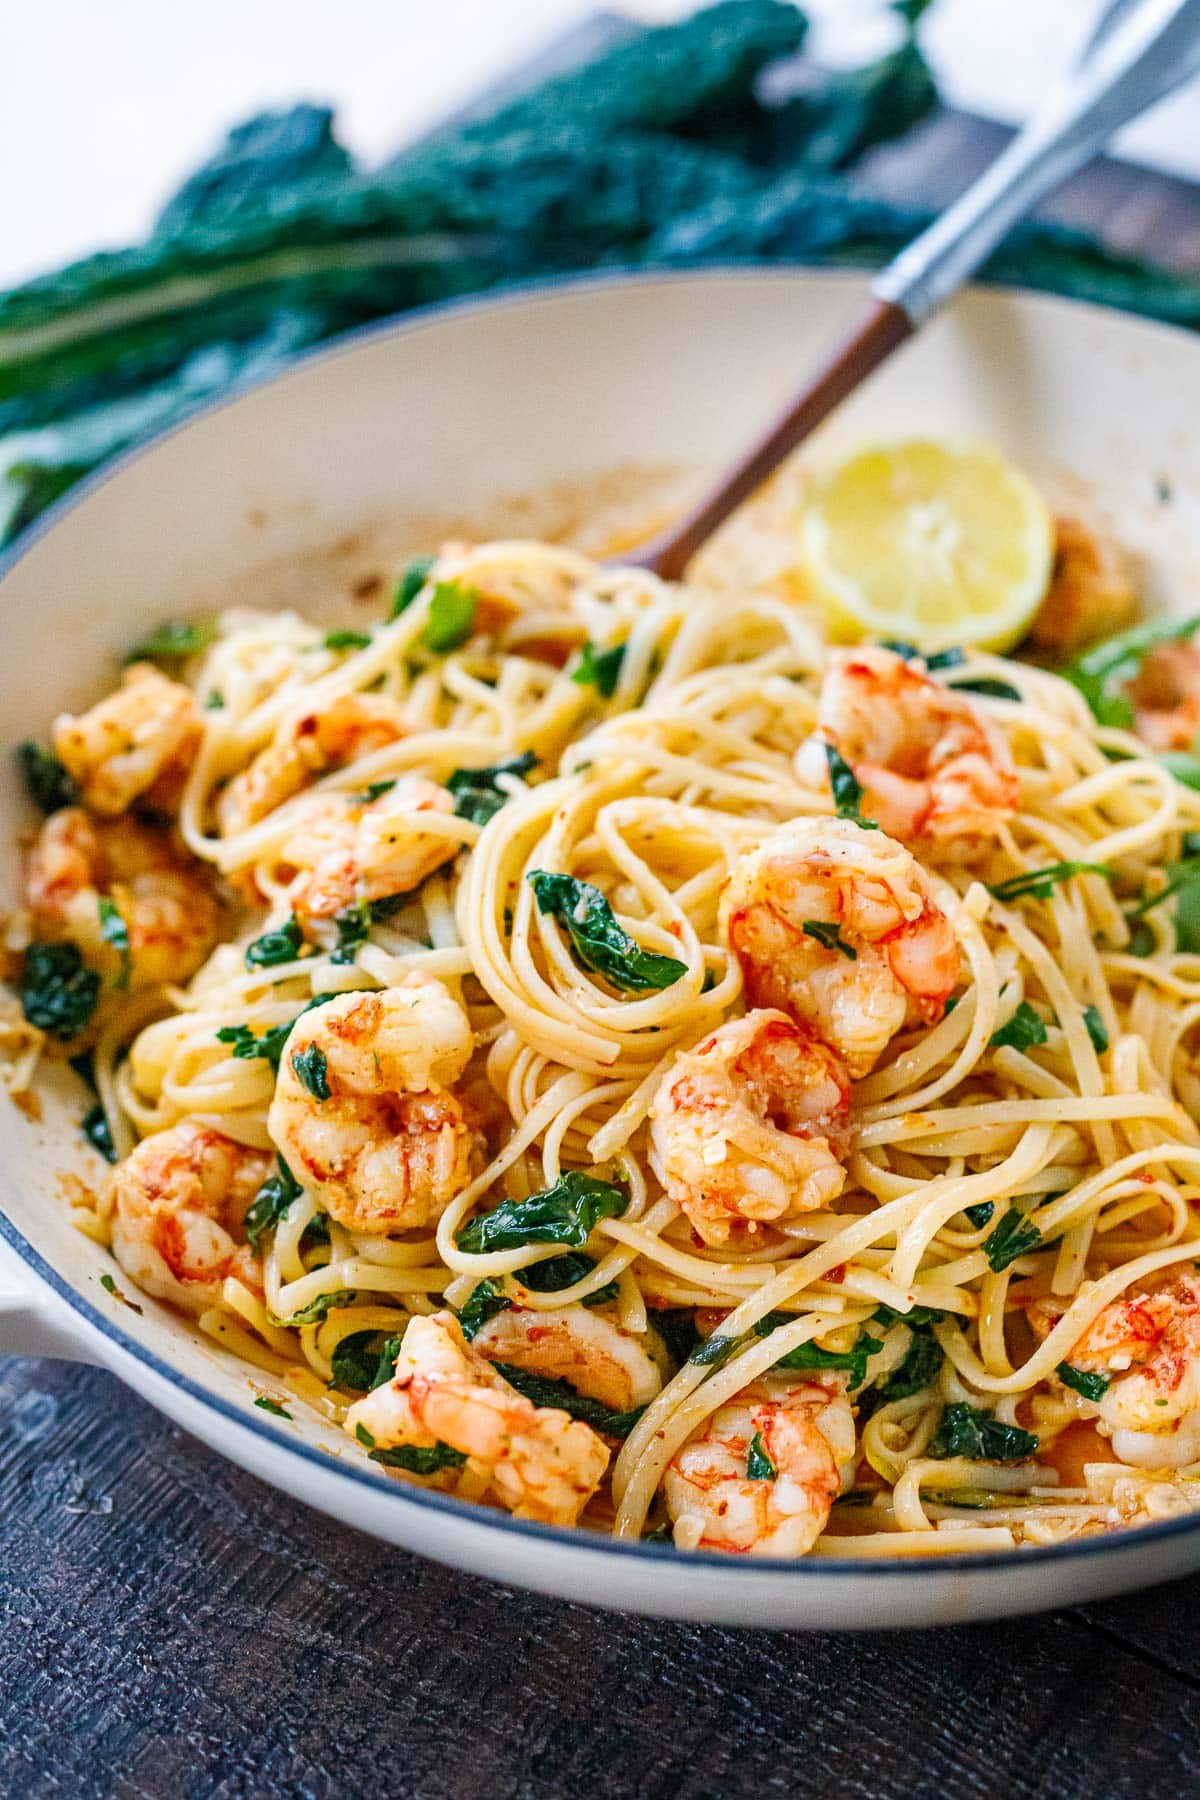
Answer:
xmin=6 ymin=25 xmax=1200 ymax=1800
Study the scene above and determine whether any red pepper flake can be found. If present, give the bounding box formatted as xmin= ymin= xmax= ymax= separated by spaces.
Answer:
xmin=826 ymin=1263 xmax=846 ymax=1285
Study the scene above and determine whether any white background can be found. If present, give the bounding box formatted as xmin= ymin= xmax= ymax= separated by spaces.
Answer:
xmin=1 ymin=0 xmax=1198 ymax=288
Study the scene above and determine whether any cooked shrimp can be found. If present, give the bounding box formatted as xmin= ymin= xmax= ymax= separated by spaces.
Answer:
xmin=664 ymin=1373 xmax=855 ymax=1555
xmin=345 ymin=1310 xmax=610 ymax=1525
xmin=1122 ymin=639 xmax=1200 ymax=753
xmin=471 ymin=1305 xmax=663 ymax=1413
xmin=27 ymin=807 xmax=219 ymax=989
xmin=218 ymin=692 xmax=408 ymax=836
xmin=720 ymin=817 xmax=959 ymax=1079
xmin=1026 ymin=515 xmax=1138 ymax=659
xmin=273 ymin=776 xmax=457 ymax=924
xmin=805 ymin=645 xmax=1019 ymax=842
xmin=1039 ymin=1272 xmax=1200 ymax=1469
xmin=267 ymin=977 xmax=482 ymax=1234
xmin=649 ymin=1010 xmax=849 ymax=1247
xmin=53 ymin=663 xmax=200 ymax=816
xmin=109 ymin=1120 xmax=272 ymax=1314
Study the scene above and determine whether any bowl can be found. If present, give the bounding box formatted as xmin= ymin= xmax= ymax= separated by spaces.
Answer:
xmin=3 ymin=269 xmax=1200 ymax=1629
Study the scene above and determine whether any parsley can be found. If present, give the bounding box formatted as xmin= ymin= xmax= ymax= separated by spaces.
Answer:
xmin=278 ymin=1289 xmax=353 ymax=1327
xmin=245 ymin=915 xmax=304 ymax=969
xmin=572 ymin=641 xmax=626 ymax=698
xmin=928 ymin=1403 xmax=1039 ymax=1462
xmin=243 ymin=1157 xmax=303 ymax=1252
xmin=746 ymin=1431 xmax=776 ymax=1480
xmin=1060 ymin=615 xmax=1200 ymax=729
xmin=97 ymin=897 xmax=130 ymax=990
xmin=458 ymin=1279 xmax=512 ymax=1340
xmin=963 ymin=1202 xmax=995 ymax=1230
xmin=323 ymin=629 xmax=372 ymax=651
xmin=330 ymin=1331 xmax=402 ymax=1392
xmin=99 ymin=1271 xmax=142 ymax=1313
xmin=983 ymin=1209 xmax=1043 ymax=1271
xmin=125 ymin=619 xmax=216 ymax=664
xmin=448 ymin=751 xmax=537 ymax=826
xmin=389 ymin=555 xmax=434 ymax=618
xmin=17 ymin=742 xmax=77 ymax=813
xmin=457 ymin=1170 xmax=628 ymax=1255
xmin=490 ymin=1361 xmax=644 ymax=1439
xmin=802 ymin=920 xmax=857 ymax=960
xmin=1057 ymin=1362 xmax=1112 ymax=1402
xmin=422 ymin=581 xmax=478 ymax=653
xmin=989 ymin=1001 xmax=1048 ymax=1052
xmin=81 ymin=1100 xmax=116 ymax=1163
xmin=254 ymin=1396 xmax=292 ymax=1419
xmin=20 ymin=942 xmax=100 ymax=1038
xmin=948 ymin=676 xmax=1021 ymax=702
xmin=988 ymin=862 xmax=1111 ymax=903
xmin=1083 ymin=1005 xmax=1110 ymax=1054
xmin=528 ymin=871 xmax=686 ymax=992
xmin=366 ymin=1438 xmax=466 ymax=1474
xmin=291 ymin=1044 xmax=330 ymax=1100
xmin=824 ymin=742 xmax=878 ymax=829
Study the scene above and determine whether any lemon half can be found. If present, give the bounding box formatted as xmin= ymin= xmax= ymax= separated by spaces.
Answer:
xmin=800 ymin=439 xmax=1054 ymax=653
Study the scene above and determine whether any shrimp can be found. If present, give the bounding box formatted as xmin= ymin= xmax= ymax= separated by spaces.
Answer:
xmin=53 ymin=663 xmax=201 ymax=817
xmin=1122 ymin=638 xmax=1200 ymax=754
xmin=804 ymin=645 xmax=1019 ymax=843
xmin=218 ymin=692 xmax=408 ymax=836
xmin=664 ymin=1373 xmax=856 ymax=1555
xmin=345 ymin=1310 xmax=610 ymax=1524
xmin=27 ymin=807 xmax=219 ymax=989
xmin=272 ymin=776 xmax=457 ymax=924
xmin=267 ymin=977 xmax=482 ymax=1234
xmin=1026 ymin=515 xmax=1138 ymax=660
xmin=109 ymin=1120 xmax=272 ymax=1314
xmin=1036 ymin=1272 xmax=1200 ymax=1469
xmin=720 ymin=817 xmax=959 ymax=1079
xmin=649 ymin=1010 xmax=849 ymax=1247
xmin=470 ymin=1305 xmax=663 ymax=1413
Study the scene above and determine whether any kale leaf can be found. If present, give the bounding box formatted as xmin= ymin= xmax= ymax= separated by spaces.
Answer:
xmin=745 ymin=1430 xmax=776 ymax=1480
xmin=331 ymin=1331 xmax=403 ymax=1392
xmin=927 ymin=1403 xmax=1039 ymax=1462
xmin=982 ymin=1209 xmax=1043 ymax=1272
xmin=824 ymin=742 xmax=878 ymax=829
xmin=243 ymin=1156 xmax=303 ymax=1252
xmin=389 ymin=556 xmax=435 ymax=618
xmin=988 ymin=862 xmax=1112 ymax=903
xmin=17 ymin=742 xmax=78 ymax=813
xmin=291 ymin=1044 xmax=330 ymax=1100
xmin=572 ymin=641 xmax=626 ymax=698
xmin=20 ymin=942 xmax=100 ymax=1038
xmin=421 ymin=581 xmax=478 ymax=653
xmin=245 ymin=915 xmax=305 ymax=969
xmin=528 ymin=870 xmax=686 ymax=992
xmin=1057 ymin=1363 xmax=1112 ymax=1402
xmin=125 ymin=619 xmax=216 ymax=664
xmin=1060 ymin=615 xmax=1200 ymax=729
xmin=456 ymin=1170 xmax=628 ymax=1255
xmin=448 ymin=751 xmax=537 ymax=826
xmin=81 ymin=1100 xmax=117 ymax=1163
xmin=490 ymin=1360 xmax=643 ymax=1438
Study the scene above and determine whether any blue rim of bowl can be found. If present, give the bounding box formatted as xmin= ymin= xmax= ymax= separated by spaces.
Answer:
xmin=3 ymin=265 xmax=1200 ymax=1582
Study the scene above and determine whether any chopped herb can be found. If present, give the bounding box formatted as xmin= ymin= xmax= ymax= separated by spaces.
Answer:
xmin=448 ymin=751 xmax=538 ymax=826
xmin=824 ymin=741 xmax=878 ymax=829
xmin=17 ymin=742 xmax=77 ymax=813
xmin=1060 ymin=615 xmax=1200 ymax=729
xmin=924 ymin=1488 xmax=999 ymax=1510
xmin=217 ymin=994 xmax=337 ymax=1073
xmin=100 ymin=1272 xmax=117 ymax=1295
xmin=983 ymin=1209 xmax=1043 ymax=1271
xmin=204 ymin=690 xmax=225 ymax=710
xmin=254 ymin=1395 xmax=292 ymax=1419
xmin=989 ymin=1001 xmax=1048 ymax=1052
xmin=521 ymin=1251 xmax=618 ymax=1306
xmin=97 ymin=897 xmax=131 ymax=990
xmin=243 ymin=1156 xmax=303 ymax=1252
xmin=490 ymin=1361 xmax=643 ymax=1439
xmin=767 ymin=1324 xmax=883 ymax=1389
xmin=1057 ymin=1362 xmax=1112 ymax=1402
xmin=245 ymin=915 xmax=304 ymax=969
xmin=20 ymin=941 xmax=100 ymax=1038
xmin=389 ymin=555 xmax=434 ymax=618
xmin=963 ymin=1202 xmax=995 ymax=1230
xmin=278 ymin=1288 xmax=353 ymax=1327
xmin=99 ymin=1271 xmax=142 ymax=1313
xmin=924 ymin=648 xmax=966 ymax=672
xmin=458 ymin=1278 xmax=512 ymax=1340
xmin=801 ymin=920 xmax=857 ymax=960
xmin=330 ymin=1330 xmax=402 ymax=1392
xmin=652 ymin=1309 xmax=702 ymax=1367
xmin=988 ymin=862 xmax=1111 ymax=903
xmin=872 ymin=1303 xmax=944 ymax=1330
xmin=456 ymin=1170 xmax=628 ymax=1255
xmin=948 ymin=676 xmax=1021 ymax=702
xmin=421 ymin=580 xmax=478 ymax=653
xmin=746 ymin=1431 xmax=776 ymax=1480
xmin=353 ymin=778 xmax=396 ymax=803
xmin=125 ymin=618 xmax=216 ymax=664
xmin=1127 ymin=853 xmax=1200 ymax=959
xmin=368 ymin=1440 xmax=467 ymax=1474
xmin=291 ymin=1044 xmax=330 ymax=1100
xmin=81 ymin=1100 xmax=116 ymax=1163
xmin=1083 ymin=1005 xmax=1110 ymax=1054
xmin=1127 ymin=919 xmax=1157 ymax=957
xmin=689 ymin=1332 xmax=738 ymax=1368
xmin=572 ymin=640 xmax=626 ymax=698
xmin=528 ymin=870 xmax=686 ymax=992
xmin=864 ymin=1330 xmax=943 ymax=1411
xmin=323 ymin=628 xmax=372 ymax=651
xmin=928 ymin=1403 xmax=1039 ymax=1462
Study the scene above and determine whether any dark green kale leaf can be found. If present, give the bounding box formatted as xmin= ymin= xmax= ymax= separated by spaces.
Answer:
xmin=858 ymin=1329 xmax=943 ymax=1419
xmin=323 ymin=628 xmax=372 ymax=651
xmin=358 ymin=1429 xmax=466 ymax=1475
xmin=17 ymin=742 xmax=78 ymax=813
xmin=81 ymin=1101 xmax=117 ymax=1163
xmin=458 ymin=1279 xmax=512 ymax=1340
xmin=983 ymin=1210 xmax=1043 ymax=1272
xmin=421 ymin=581 xmax=478 ymax=653
xmin=125 ymin=619 xmax=216 ymax=664
xmin=1082 ymin=1005 xmax=1110 ymax=1054
xmin=390 ymin=555 xmax=435 ymax=618
xmin=521 ymin=1251 xmax=618 ymax=1306
xmin=97 ymin=897 xmax=131 ymax=990
xmin=456 ymin=1170 xmax=628 ymax=1255
xmin=243 ymin=1156 xmax=303 ymax=1252
xmin=490 ymin=1360 xmax=643 ymax=1438
xmin=20 ymin=942 xmax=100 ymax=1038
xmin=245 ymin=915 xmax=305 ymax=969
xmin=448 ymin=751 xmax=537 ymax=826
xmin=988 ymin=862 xmax=1112 ymax=903
xmin=963 ymin=1202 xmax=995 ymax=1230
xmin=291 ymin=1044 xmax=330 ymax=1100
xmin=745 ymin=1430 xmax=776 ymax=1480
xmin=254 ymin=1395 xmax=293 ymax=1419
xmin=330 ymin=1330 xmax=403 ymax=1392
xmin=801 ymin=920 xmax=856 ymax=960
xmin=824 ymin=742 xmax=878 ymax=829
xmin=572 ymin=641 xmax=626 ymax=698
xmin=279 ymin=1288 xmax=353 ymax=1327
xmin=989 ymin=1001 xmax=1048 ymax=1052
xmin=528 ymin=870 xmax=686 ymax=992
xmin=1056 ymin=1363 xmax=1112 ymax=1402
xmin=216 ymin=992 xmax=339 ymax=1072
xmin=927 ymin=1402 xmax=1039 ymax=1462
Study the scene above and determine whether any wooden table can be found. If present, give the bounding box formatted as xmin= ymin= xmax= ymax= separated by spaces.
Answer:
xmin=4 ymin=35 xmax=1200 ymax=1798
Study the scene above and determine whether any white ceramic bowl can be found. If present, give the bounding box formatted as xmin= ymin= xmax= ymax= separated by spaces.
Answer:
xmin=3 ymin=270 xmax=1200 ymax=1630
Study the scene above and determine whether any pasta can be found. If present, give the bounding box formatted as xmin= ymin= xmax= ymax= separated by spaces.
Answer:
xmin=12 ymin=524 xmax=1200 ymax=1558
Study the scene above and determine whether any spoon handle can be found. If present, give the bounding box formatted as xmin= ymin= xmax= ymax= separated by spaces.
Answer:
xmin=635 ymin=0 xmax=1200 ymax=580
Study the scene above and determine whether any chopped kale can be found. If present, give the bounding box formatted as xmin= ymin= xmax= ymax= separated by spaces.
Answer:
xmin=983 ymin=1209 xmax=1043 ymax=1272
xmin=689 ymin=1332 xmax=738 ymax=1368
xmin=254 ymin=1395 xmax=292 ymax=1419
xmin=457 ymin=1170 xmax=628 ymax=1255
xmin=458 ymin=1279 xmax=512 ymax=1340
xmin=421 ymin=580 xmax=478 ymax=653
xmin=521 ymin=1251 xmax=618 ymax=1306
xmin=330 ymin=1330 xmax=402 ymax=1392
xmin=801 ymin=920 xmax=857 ymax=960
xmin=490 ymin=1360 xmax=644 ymax=1438
xmin=746 ymin=1430 xmax=776 ymax=1480
xmin=872 ymin=1303 xmax=945 ymax=1330
xmin=204 ymin=690 xmax=225 ymax=710
xmin=448 ymin=751 xmax=538 ymax=826
xmin=948 ymin=676 xmax=1022 ymax=702
xmin=572 ymin=640 xmax=626 ymax=698
xmin=1082 ymin=1005 xmax=1110 ymax=1054
xmin=278 ymin=1289 xmax=353 ymax=1327
xmin=989 ymin=1001 xmax=1048 ymax=1052
xmin=125 ymin=619 xmax=216 ymax=664
xmin=17 ymin=741 xmax=77 ymax=813
xmin=389 ymin=556 xmax=435 ymax=619
xmin=988 ymin=862 xmax=1112 ymax=903
xmin=1056 ymin=1363 xmax=1112 ymax=1402
xmin=244 ymin=915 xmax=304 ymax=969
xmin=963 ymin=1202 xmax=995 ymax=1230
xmin=291 ymin=1044 xmax=330 ymax=1100
xmin=651 ymin=1309 xmax=702 ymax=1367
xmin=765 ymin=1321 xmax=883 ymax=1388
xmin=862 ymin=1330 xmax=943 ymax=1412
xmin=824 ymin=741 xmax=878 ymax=829
xmin=927 ymin=1403 xmax=1039 ymax=1462
xmin=217 ymin=994 xmax=338 ymax=1073
xmin=528 ymin=870 xmax=686 ymax=992
xmin=243 ymin=1156 xmax=303 ymax=1252
xmin=364 ymin=1436 xmax=466 ymax=1474
xmin=353 ymin=779 xmax=397 ymax=803
xmin=323 ymin=628 xmax=372 ymax=651
xmin=20 ymin=941 xmax=100 ymax=1038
